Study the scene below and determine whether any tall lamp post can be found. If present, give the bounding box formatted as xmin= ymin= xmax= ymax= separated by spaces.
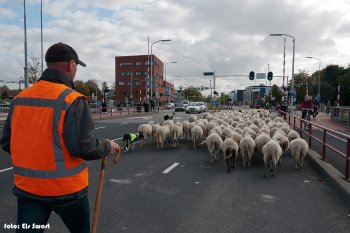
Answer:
xmin=270 ymin=33 xmax=295 ymax=111
xmin=306 ymin=56 xmax=321 ymax=101
xmin=149 ymin=39 xmax=171 ymax=98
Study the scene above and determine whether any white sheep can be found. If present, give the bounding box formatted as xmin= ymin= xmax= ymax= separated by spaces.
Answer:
xmin=205 ymin=132 xmax=223 ymax=163
xmin=189 ymin=115 xmax=198 ymax=123
xmin=170 ymin=124 xmax=183 ymax=148
xmin=239 ymin=136 xmax=256 ymax=168
xmin=191 ymin=125 xmax=204 ymax=149
xmin=287 ymin=129 xmax=300 ymax=142
xmin=220 ymin=138 xmax=239 ymax=173
xmin=155 ymin=125 xmax=170 ymax=149
xmin=255 ymin=133 xmax=271 ymax=156
xmin=138 ymin=123 xmax=153 ymax=147
xmin=262 ymin=139 xmax=283 ymax=177
xmin=289 ymin=138 xmax=309 ymax=170
xmin=272 ymin=132 xmax=289 ymax=153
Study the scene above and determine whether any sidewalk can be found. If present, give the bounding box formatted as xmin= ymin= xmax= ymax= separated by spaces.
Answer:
xmin=289 ymin=110 xmax=350 ymax=131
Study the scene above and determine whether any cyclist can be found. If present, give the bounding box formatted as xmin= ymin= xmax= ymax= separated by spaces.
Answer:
xmin=300 ymin=96 xmax=313 ymax=120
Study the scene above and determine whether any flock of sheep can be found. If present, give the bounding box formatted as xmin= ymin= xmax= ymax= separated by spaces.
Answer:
xmin=137 ymin=109 xmax=309 ymax=177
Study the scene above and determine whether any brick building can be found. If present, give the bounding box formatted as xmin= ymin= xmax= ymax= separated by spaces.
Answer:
xmin=115 ymin=55 xmax=174 ymax=105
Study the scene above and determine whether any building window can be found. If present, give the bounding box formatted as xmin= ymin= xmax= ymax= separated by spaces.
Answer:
xmin=136 ymin=71 xmax=142 ymax=75
xmin=135 ymin=81 xmax=140 ymax=86
xmin=118 ymin=82 xmax=125 ymax=86
xmin=135 ymin=61 xmax=142 ymax=66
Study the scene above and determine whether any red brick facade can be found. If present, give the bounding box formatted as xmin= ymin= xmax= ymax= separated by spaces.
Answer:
xmin=115 ymin=55 xmax=174 ymax=105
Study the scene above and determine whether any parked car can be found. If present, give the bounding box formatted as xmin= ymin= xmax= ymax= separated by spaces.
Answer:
xmin=185 ymin=102 xmax=201 ymax=114
xmin=165 ymin=102 xmax=175 ymax=109
xmin=181 ymin=100 xmax=190 ymax=108
xmin=197 ymin=102 xmax=207 ymax=112
xmin=174 ymin=103 xmax=185 ymax=112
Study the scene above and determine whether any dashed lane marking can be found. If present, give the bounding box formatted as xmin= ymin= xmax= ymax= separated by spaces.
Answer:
xmin=162 ymin=163 xmax=180 ymax=174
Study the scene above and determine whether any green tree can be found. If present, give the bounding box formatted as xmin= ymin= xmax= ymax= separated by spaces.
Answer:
xmin=294 ymin=70 xmax=310 ymax=103
xmin=270 ymin=84 xmax=282 ymax=105
xmin=85 ymin=80 xmax=101 ymax=100
xmin=74 ymin=80 xmax=91 ymax=96
xmin=0 ymin=85 xmax=10 ymax=100
xmin=183 ymin=88 xmax=203 ymax=101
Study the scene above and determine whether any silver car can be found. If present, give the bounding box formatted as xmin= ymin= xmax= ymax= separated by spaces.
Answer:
xmin=185 ymin=102 xmax=201 ymax=114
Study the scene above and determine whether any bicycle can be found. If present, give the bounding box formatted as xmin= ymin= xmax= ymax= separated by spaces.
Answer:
xmin=301 ymin=108 xmax=313 ymax=130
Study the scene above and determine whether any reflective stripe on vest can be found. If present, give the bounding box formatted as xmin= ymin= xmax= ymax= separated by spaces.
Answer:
xmin=11 ymin=88 xmax=86 ymax=178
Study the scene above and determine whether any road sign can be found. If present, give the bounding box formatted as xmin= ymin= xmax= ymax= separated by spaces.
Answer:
xmin=256 ymin=73 xmax=266 ymax=79
xmin=203 ymin=72 xmax=215 ymax=76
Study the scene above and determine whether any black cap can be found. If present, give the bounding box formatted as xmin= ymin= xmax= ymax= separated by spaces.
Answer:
xmin=45 ymin=42 xmax=86 ymax=67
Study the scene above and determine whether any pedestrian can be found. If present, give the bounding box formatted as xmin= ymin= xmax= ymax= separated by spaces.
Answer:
xmin=326 ymin=100 xmax=331 ymax=114
xmin=0 ymin=42 xmax=120 ymax=233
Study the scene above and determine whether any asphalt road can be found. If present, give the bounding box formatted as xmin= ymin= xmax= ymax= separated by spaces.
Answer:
xmin=1 ymin=111 xmax=350 ymax=233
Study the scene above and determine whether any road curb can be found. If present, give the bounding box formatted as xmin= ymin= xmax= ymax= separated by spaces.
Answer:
xmin=307 ymin=149 xmax=350 ymax=209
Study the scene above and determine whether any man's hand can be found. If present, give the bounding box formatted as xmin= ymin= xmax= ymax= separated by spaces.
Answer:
xmin=106 ymin=139 xmax=120 ymax=155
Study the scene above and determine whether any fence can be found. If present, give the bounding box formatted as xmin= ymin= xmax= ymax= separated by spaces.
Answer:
xmin=280 ymin=110 xmax=350 ymax=182
xmin=90 ymin=106 xmax=145 ymax=119
xmin=330 ymin=106 xmax=350 ymax=127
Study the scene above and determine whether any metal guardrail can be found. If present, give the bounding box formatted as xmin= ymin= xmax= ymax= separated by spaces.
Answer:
xmin=90 ymin=106 xmax=146 ymax=119
xmin=280 ymin=110 xmax=350 ymax=181
xmin=330 ymin=106 xmax=350 ymax=126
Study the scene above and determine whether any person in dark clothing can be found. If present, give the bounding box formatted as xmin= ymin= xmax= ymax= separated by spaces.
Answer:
xmin=0 ymin=42 xmax=120 ymax=233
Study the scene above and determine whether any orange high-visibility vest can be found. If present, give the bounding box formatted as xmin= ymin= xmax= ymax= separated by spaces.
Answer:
xmin=10 ymin=80 xmax=88 ymax=196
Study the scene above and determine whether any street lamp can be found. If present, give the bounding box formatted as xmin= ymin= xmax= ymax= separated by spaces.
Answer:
xmin=306 ymin=56 xmax=321 ymax=101
xmin=149 ymin=39 xmax=171 ymax=98
xmin=270 ymin=33 xmax=295 ymax=111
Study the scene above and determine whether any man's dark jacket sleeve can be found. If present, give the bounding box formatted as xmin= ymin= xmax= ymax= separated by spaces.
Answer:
xmin=64 ymin=97 xmax=111 ymax=160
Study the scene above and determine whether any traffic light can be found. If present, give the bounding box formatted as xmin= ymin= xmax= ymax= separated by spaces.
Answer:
xmin=267 ymin=71 xmax=273 ymax=81
xmin=249 ymin=71 xmax=255 ymax=80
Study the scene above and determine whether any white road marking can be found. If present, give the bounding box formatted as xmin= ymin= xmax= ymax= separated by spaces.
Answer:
xmin=120 ymin=123 xmax=128 ymax=125
xmin=162 ymin=163 xmax=180 ymax=174
xmin=95 ymin=126 xmax=106 ymax=130
xmin=127 ymin=116 xmax=152 ymax=120
xmin=0 ymin=167 xmax=13 ymax=173
xmin=110 ymin=179 xmax=132 ymax=184
xmin=328 ymin=132 xmax=347 ymax=142
xmin=112 ymin=137 xmax=123 ymax=142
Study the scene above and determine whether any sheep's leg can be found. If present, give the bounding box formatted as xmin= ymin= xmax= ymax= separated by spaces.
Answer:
xmin=226 ymin=159 xmax=230 ymax=173
xmin=272 ymin=163 xmax=276 ymax=176
xmin=295 ymin=159 xmax=299 ymax=171
xmin=231 ymin=156 xmax=235 ymax=170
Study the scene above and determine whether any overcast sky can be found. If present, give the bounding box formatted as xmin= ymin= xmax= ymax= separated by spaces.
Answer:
xmin=1 ymin=0 xmax=350 ymax=95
